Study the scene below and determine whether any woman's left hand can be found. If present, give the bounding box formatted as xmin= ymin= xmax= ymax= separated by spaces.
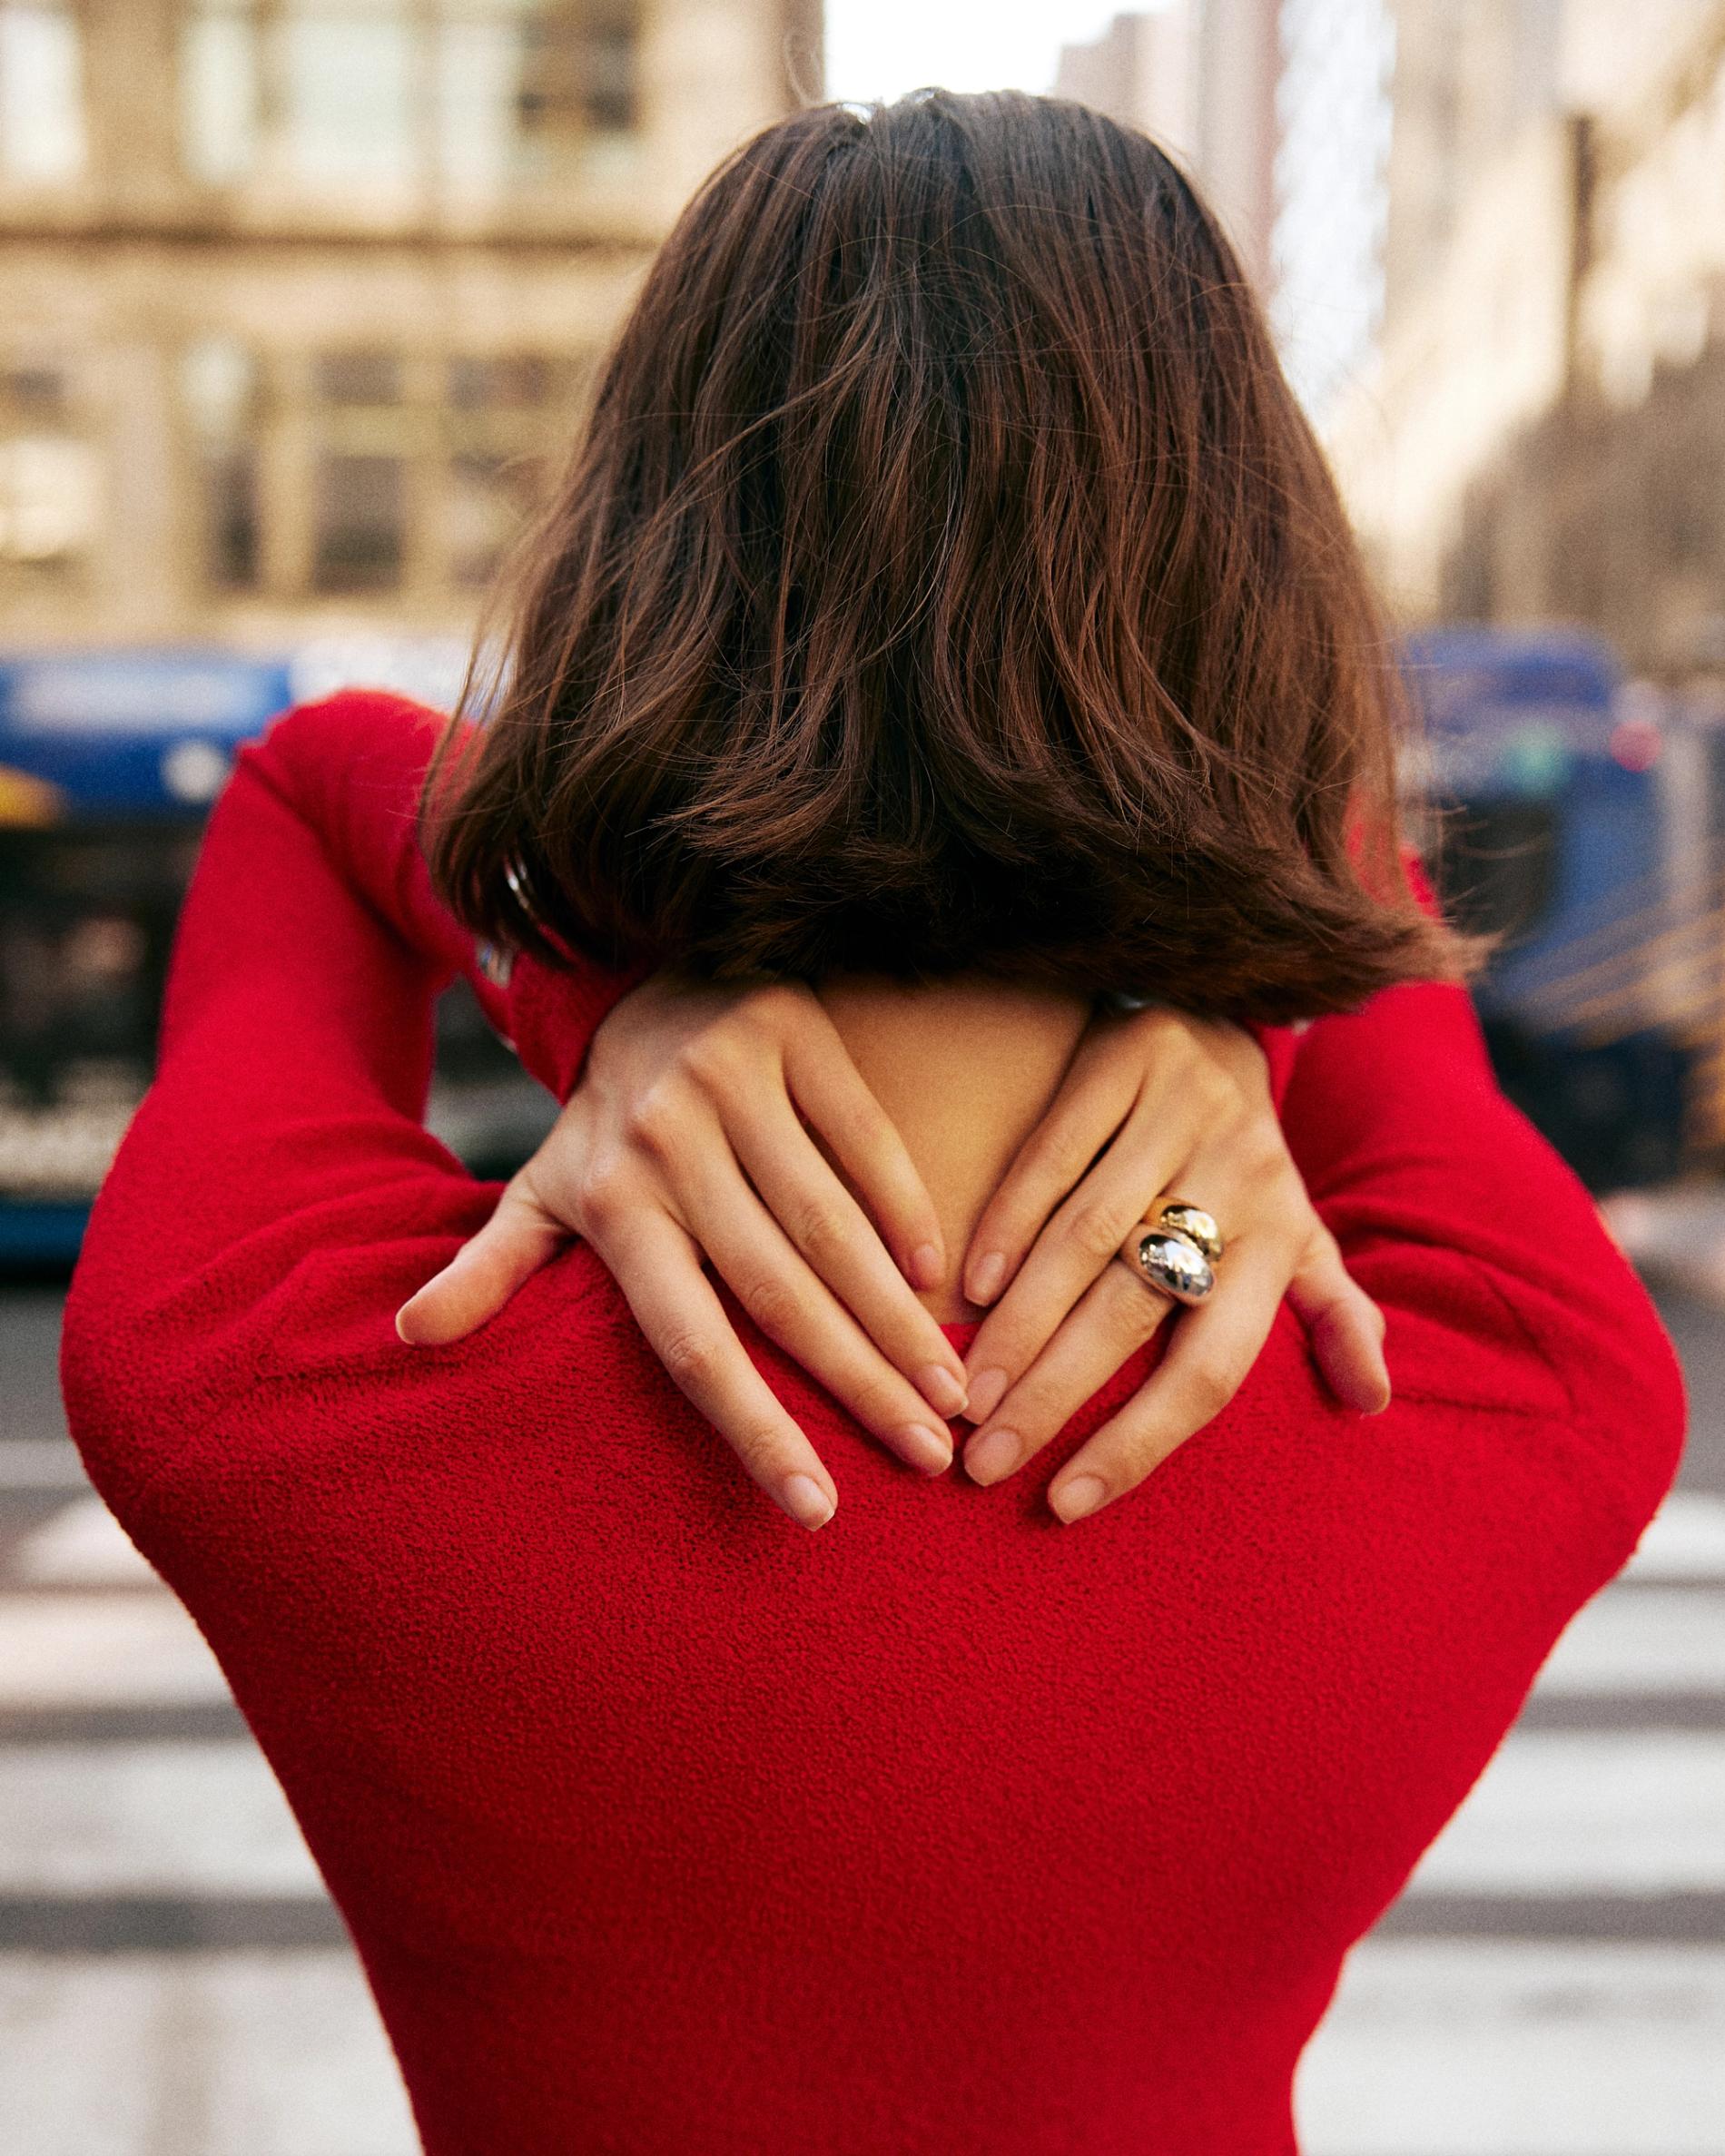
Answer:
xmin=956 ymin=1006 xmax=1391 ymax=1522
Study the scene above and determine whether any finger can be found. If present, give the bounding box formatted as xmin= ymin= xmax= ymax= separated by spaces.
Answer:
xmin=962 ymin=1255 xmax=1174 ymax=1487
xmin=1048 ymin=1237 xmax=1291 ymax=1522
xmin=961 ymin=1030 xmax=1142 ymax=1305
xmin=726 ymin=1090 xmax=969 ymax=1417
xmin=665 ymin=1146 xmax=957 ymax=1477
xmin=961 ymin=1095 xmax=1191 ymax=1423
xmin=396 ymin=1178 xmax=567 ymax=1345
xmin=783 ymin=1010 xmax=948 ymax=1290
xmin=1286 ymin=1228 xmax=1392 ymax=1413
xmin=602 ymin=1209 xmax=841 ymax=1531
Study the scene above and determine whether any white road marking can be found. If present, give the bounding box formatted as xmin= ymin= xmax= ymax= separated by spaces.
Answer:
xmin=0 ymin=1595 xmax=231 ymax=1709
xmin=12 ymin=1497 xmax=157 ymax=1588
xmin=1533 ymin=1585 xmax=1725 ymax=1694
xmin=0 ymin=1725 xmax=1720 ymax=1907
xmin=1297 ymin=1939 xmax=1725 ymax=2154
xmin=0 ymin=1950 xmax=415 ymax=2156
xmin=1622 ymin=1491 xmax=1725 ymax=1581
xmin=0 ymin=1744 xmax=320 ymax=1896
xmin=1409 ymin=1731 xmax=1725 ymax=1895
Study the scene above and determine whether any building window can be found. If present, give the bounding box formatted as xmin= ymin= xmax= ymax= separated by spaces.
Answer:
xmin=282 ymin=3 xmax=417 ymax=189
xmin=442 ymin=352 xmax=576 ymax=589
xmin=0 ymin=361 xmax=98 ymax=570
xmin=314 ymin=454 xmax=406 ymax=592
xmin=311 ymin=350 xmax=409 ymax=595
xmin=182 ymin=339 xmax=261 ymax=589
xmin=0 ymin=3 xmax=85 ymax=184
xmin=179 ymin=4 xmax=642 ymax=196
xmin=181 ymin=5 xmax=259 ymax=185
xmin=517 ymin=1 xmax=638 ymax=146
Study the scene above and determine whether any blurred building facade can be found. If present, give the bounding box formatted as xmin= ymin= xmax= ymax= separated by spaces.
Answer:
xmin=1052 ymin=1 xmax=1395 ymax=424
xmin=1053 ymin=3 xmax=1281 ymax=293
xmin=0 ymin=0 xmax=819 ymax=654
xmin=1329 ymin=0 xmax=1725 ymax=683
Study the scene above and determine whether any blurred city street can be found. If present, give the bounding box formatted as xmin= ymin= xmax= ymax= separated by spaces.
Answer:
xmin=3 ymin=0 xmax=1725 ymax=2148
xmin=3 ymin=1262 xmax=1724 ymax=2156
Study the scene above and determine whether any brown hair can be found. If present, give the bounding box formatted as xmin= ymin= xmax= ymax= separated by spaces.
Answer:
xmin=427 ymin=89 xmax=1474 ymax=1021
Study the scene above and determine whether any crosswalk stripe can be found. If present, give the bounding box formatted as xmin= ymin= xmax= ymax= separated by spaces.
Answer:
xmin=2 ymin=1565 xmax=1715 ymax=1720
xmin=0 ymin=1595 xmax=229 ymax=1710
xmin=0 ymin=1948 xmax=416 ymax=2156
xmin=1296 ymin=1940 xmax=1725 ymax=2155
xmin=12 ymin=1496 xmax=156 ymax=1587
xmin=1623 ymin=1492 xmax=1725 ymax=1581
xmin=0 ymin=1726 xmax=1720 ymax=1906
xmin=1532 ymin=1587 xmax=1725 ymax=1694
xmin=1408 ymin=1731 xmax=1725 ymax=1896
xmin=0 ymin=1744 xmax=321 ymax=1896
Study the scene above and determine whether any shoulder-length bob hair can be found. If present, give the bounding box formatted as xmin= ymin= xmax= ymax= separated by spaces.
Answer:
xmin=427 ymin=89 xmax=1474 ymax=1021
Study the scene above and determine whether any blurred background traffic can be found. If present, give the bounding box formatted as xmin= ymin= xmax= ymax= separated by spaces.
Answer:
xmin=1 ymin=5 xmax=1723 ymax=2153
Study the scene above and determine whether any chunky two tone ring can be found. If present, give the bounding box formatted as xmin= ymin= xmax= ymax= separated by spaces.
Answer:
xmin=1121 ymin=1198 xmax=1224 ymax=1306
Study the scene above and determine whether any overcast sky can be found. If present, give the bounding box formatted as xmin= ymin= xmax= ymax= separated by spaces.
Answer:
xmin=823 ymin=0 xmax=1138 ymax=104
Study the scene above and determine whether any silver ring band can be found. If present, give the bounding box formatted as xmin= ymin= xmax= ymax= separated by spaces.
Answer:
xmin=1129 ymin=1228 xmax=1217 ymax=1306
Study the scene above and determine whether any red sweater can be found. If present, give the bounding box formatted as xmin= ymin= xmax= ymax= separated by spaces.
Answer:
xmin=63 ymin=693 xmax=1686 ymax=2156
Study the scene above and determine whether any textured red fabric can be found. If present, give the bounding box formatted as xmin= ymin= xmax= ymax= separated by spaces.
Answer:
xmin=64 ymin=693 xmax=1686 ymax=2156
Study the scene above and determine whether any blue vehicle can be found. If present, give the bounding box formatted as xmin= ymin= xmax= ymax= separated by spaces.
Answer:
xmin=0 ymin=641 xmax=539 ymax=1267
xmin=0 ymin=628 xmax=1697 ymax=1265
xmin=0 ymin=651 xmax=294 ymax=1264
xmin=1403 ymin=626 xmax=1695 ymax=1190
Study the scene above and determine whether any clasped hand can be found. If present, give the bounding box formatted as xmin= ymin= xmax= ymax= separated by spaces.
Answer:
xmin=398 ymin=978 xmax=1389 ymax=1530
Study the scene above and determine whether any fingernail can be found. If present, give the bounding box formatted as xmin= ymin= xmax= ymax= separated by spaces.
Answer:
xmin=964 ymin=1426 xmax=1021 ymax=1485
xmin=1365 ymin=1374 xmax=1392 ymax=1414
xmin=969 ymin=1252 xmax=1007 ymax=1305
xmin=1050 ymin=1474 xmax=1108 ymax=1523
xmin=910 ymin=1241 xmax=943 ymax=1291
xmin=897 ymin=1423 xmax=954 ymax=1476
xmin=782 ymin=1474 xmax=835 ymax=1529
xmin=963 ymin=1366 xmax=1008 ymax=1424
xmin=918 ymin=1363 xmax=969 ymax=1417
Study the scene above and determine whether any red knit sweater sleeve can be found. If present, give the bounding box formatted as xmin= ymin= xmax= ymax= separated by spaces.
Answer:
xmin=65 ymin=692 xmax=1685 ymax=1553
xmin=238 ymin=689 xmax=640 ymax=1095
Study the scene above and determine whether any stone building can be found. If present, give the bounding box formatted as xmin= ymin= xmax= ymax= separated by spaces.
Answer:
xmin=1052 ymin=2 xmax=1397 ymax=430
xmin=1052 ymin=2 xmax=1282 ymax=298
xmin=1327 ymin=0 xmax=1725 ymax=684
xmin=0 ymin=0 xmax=820 ymax=657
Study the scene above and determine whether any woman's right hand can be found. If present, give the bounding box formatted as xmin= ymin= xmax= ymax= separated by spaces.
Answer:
xmin=397 ymin=976 xmax=971 ymax=1531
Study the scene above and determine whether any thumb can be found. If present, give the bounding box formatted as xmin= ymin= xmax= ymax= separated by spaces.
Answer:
xmin=396 ymin=1177 xmax=569 ymax=1346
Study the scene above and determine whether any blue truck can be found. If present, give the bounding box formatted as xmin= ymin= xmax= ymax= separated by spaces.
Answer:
xmin=0 ymin=629 xmax=1705 ymax=1263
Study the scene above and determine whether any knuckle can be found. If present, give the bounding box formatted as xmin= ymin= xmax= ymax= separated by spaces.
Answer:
xmin=735 ymin=1270 xmax=803 ymax=1340
xmin=676 ymin=1029 xmax=750 ymax=1094
xmin=573 ymin=1171 xmax=627 ymax=1237
xmin=1183 ymin=1356 xmax=1237 ymax=1423
xmin=789 ymin=1194 xmax=853 ymax=1264
xmin=1243 ymin=1125 xmax=1293 ymax=1179
xmin=1065 ymin=1198 xmax=1129 ymax=1263
xmin=736 ymin=1427 xmax=801 ymax=1482
xmin=622 ymin=1084 xmax=683 ymax=1157
xmin=1026 ymin=1127 xmax=1093 ymax=1188
xmin=1106 ymin=1264 xmax=1168 ymax=1339
xmin=657 ymin=1327 xmax=721 ymax=1388
xmin=734 ymin=982 xmax=806 ymax=1043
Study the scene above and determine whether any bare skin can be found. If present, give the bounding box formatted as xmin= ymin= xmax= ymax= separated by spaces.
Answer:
xmin=813 ymin=975 xmax=1092 ymax=1325
xmin=399 ymin=974 xmax=1388 ymax=1531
